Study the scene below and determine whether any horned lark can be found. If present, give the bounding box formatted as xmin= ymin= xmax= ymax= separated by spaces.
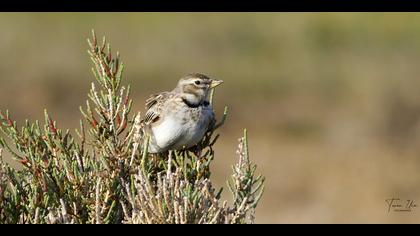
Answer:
xmin=141 ymin=73 xmax=223 ymax=153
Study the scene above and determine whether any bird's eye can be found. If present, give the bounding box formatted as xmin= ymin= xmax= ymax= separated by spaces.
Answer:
xmin=194 ymin=80 xmax=201 ymax=85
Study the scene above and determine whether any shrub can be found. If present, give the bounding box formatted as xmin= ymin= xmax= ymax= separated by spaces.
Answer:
xmin=0 ymin=30 xmax=264 ymax=224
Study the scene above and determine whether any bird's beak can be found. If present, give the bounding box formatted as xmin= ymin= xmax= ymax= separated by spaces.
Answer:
xmin=210 ymin=79 xmax=223 ymax=88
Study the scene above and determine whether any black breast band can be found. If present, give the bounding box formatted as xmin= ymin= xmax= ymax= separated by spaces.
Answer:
xmin=182 ymin=98 xmax=210 ymax=108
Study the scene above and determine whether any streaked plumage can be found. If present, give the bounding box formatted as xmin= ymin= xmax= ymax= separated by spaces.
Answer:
xmin=141 ymin=73 xmax=223 ymax=153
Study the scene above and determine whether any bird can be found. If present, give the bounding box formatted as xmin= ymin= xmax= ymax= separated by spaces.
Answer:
xmin=141 ymin=73 xmax=223 ymax=153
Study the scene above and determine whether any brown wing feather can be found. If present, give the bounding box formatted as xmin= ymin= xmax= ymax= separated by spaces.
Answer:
xmin=142 ymin=91 xmax=172 ymax=124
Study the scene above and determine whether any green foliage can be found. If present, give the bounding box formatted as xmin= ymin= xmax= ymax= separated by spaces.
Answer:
xmin=0 ymin=30 xmax=264 ymax=224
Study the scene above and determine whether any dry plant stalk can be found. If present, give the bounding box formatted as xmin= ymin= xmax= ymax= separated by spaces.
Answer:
xmin=0 ymin=30 xmax=264 ymax=224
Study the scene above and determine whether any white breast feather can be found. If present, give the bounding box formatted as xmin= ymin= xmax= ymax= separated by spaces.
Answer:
xmin=152 ymin=116 xmax=183 ymax=149
xmin=149 ymin=104 xmax=214 ymax=152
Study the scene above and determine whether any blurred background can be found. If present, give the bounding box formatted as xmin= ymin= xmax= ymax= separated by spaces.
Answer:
xmin=1 ymin=13 xmax=420 ymax=223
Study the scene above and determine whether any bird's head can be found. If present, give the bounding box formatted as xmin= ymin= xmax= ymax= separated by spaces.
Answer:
xmin=175 ymin=73 xmax=223 ymax=106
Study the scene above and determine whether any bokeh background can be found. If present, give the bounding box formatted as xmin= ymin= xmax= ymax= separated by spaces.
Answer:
xmin=1 ymin=12 xmax=420 ymax=223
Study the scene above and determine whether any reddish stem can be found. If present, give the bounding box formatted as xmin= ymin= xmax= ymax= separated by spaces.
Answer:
xmin=48 ymin=117 xmax=57 ymax=135
xmin=91 ymin=116 xmax=98 ymax=128
xmin=7 ymin=118 xmax=13 ymax=127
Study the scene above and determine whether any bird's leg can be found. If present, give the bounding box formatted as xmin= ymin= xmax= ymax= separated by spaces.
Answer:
xmin=188 ymin=144 xmax=202 ymax=158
